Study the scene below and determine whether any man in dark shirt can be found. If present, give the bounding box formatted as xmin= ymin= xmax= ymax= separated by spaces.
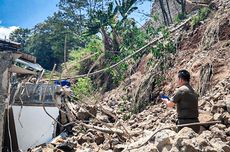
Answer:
xmin=161 ymin=70 xmax=200 ymax=133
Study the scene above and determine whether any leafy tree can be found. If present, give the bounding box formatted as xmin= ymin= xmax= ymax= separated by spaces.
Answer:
xmin=25 ymin=11 xmax=86 ymax=70
xmin=85 ymin=0 xmax=139 ymax=55
xmin=9 ymin=28 xmax=31 ymax=52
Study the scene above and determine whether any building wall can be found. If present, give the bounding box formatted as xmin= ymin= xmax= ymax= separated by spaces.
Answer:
xmin=0 ymin=52 xmax=12 ymax=151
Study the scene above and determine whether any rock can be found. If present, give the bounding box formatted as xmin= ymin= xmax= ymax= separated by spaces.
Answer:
xmin=176 ymin=139 xmax=197 ymax=152
xmin=77 ymin=105 xmax=97 ymax=120
xmin=169 ymin=146 xmax=180 ymax=152
xmin=197 ymin=137 xmax=209 ymax=148
xmin=95 ymin=133 xmax=105 ymax=145
xmin=226 ymin=97 xmax=230 ymax=112
xmin=77 ymin=133 xmax=91 ymax=145
xmin=203 ymin=146 xmax=218 ymax=152
xmin=211 ymin=104 xmax=225 ymax=114
xmin=81 ymin=143 xmax=96 ymax=152
xmin=96 ymin=113 xmax=110 ymax=123
xmin=198 ymin=130 xmax=213 ymax=140
xmin=31 ymin=146 xmax=43 ymax=152
xmin=130 ymin=143 xmax=159 ymax=152
xmin=154 ymin=129 xmax=176 ymax=151
xmin=199 ymin=113 xmax=214 ymax=122
xmin=174 ymin=127 xmax=198 ymax=151
xmin=225 ymin=127 xmax=230 ymax=136
xmin=128 ymin=119 xmax=136 ymax=125
xmin=223 ymin=145 xmax=230 ymax=152
xmin=108 ymin=99 xmax=118 ymax=107
xmin=113 ymin=144 xmax=125 ymax=152
xmin=86 ymin=105 xmax=97 ymax=116
xmin=215 ymin=124 xmax=227 ymax=130
xmin=220 ymin=112 xmax=230 ymax=126
xmin=209 ymin=126 xmax=226 ymax=140
xmin=209 ymin=138 xmax=230 ymax=152
xmin=56 ymin=140 xmax=75 ymax=152
xmin=146 ymin=114 xmax=154 ymax=121
xmin=131 ymin=123 xmax=139 ymax=129
xmin=226 ymin=136 xmax=230 ymax=142
xmin=161 ymin=145 xmax=173 ymax=152
xmin=213 ymin=92 xmax=221 ymax=101
xmin=111 ymin=138 xmax=120 ymax=146
xmin=101 ymin=140 xmax=111 ymax=150
xmin=213 ymin=113 xmax=222 ymax=121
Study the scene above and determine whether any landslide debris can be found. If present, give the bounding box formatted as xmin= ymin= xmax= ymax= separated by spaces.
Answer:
xmin=31 ymin=0 xmax=230 ymax=151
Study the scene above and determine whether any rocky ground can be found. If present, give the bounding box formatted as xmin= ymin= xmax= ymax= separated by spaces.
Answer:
xmin=31 ymin=0 xmax=230 ymax=151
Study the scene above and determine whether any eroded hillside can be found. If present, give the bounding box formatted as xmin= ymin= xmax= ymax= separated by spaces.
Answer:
xmin=31 ymin=0 xmax=230 ymax=151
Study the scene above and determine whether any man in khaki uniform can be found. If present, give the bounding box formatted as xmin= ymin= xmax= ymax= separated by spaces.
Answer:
xmin=161 ymin=70 xmax=200 ymax=133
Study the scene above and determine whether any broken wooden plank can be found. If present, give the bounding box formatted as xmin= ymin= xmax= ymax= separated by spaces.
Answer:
xmin=9 ymin=65 xmax=36 ymax=75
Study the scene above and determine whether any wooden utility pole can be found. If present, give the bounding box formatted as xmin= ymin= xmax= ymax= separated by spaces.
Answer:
xmin=64 ymin=35 xmax=67 ymax=64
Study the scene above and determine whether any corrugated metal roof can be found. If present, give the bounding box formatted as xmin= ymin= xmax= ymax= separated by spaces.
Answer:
xmin=15 ymin=58 xmax=43 ymax=72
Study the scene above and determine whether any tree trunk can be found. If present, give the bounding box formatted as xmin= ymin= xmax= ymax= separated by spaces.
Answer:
xmin=176 ymin=0 xmax=187 ymax=17
xmin=181 ymin=0 xmax=187 ymax=16
xmin=159 ymin=0 xmax=170 ymax=26
xmin=165 ymin=0 xmax=173 ymax=23
xmin=112 ymin=29 xmax=120 ymax=54
xmin=100 ymin=27 xmax=113 ymax=54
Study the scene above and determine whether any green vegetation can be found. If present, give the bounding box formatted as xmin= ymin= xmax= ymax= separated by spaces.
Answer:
xmin=9 ymin=0 xmax=185 ymax=97
xmin=191 ymin=8 xmax=210 ymax=28
xmin=151 ymin=26 xmax=176 ymax=59
xmin=72 ymin=78 xmax=94 ymax=99
xmin=122 ymin=112 xmax=132 ymax=120
xmin=67 ymin=37 xmax=103 ymax=72
xmin=175 ymin=13 xmax=186 ymax=23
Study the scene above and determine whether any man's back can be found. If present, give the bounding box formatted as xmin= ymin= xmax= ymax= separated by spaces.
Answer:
xmin=173 ymin=83 xmax=199 ymax=119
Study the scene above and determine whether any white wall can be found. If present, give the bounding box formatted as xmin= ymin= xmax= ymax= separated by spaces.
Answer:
xmin=12 ymin=106 xmax=59 ymax=151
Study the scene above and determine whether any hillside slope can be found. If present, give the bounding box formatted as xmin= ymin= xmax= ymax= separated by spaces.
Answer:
xmin=32 ymin=0 xmax=230 ymax=151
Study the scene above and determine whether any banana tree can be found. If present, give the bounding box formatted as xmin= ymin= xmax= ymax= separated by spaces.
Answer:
xmin=85 ymin=0 xmax=138 ymax=56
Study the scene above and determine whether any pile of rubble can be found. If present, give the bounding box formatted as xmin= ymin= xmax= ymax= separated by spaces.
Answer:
xmin=31 ymin=77 xmax=230 ymax=152
xmin=31 ymin=0 xmax=230 ymax=151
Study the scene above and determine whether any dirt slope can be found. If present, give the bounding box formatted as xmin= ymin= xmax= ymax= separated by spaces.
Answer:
xmin=31 ymin=0 xmax=230 ymax=151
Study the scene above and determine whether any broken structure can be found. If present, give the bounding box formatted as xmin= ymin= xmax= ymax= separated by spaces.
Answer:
xmin=0 ymin=39 xmax=61 ymax=151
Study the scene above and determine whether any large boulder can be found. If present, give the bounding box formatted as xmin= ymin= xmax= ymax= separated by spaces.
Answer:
xmin=177 ymin=139 xmax=197 ymax=152
xmin=77 ymin=105 xmax=97 ymax=120
xmin=209 ymin=138 xmax=230 ymax=152
xmin=174 ymin=127 xmax=198 ymax=151
xmin=199 ymin=113 xmax=214 ymax=122
xmin=209 ymin=125 xmax=227 ymax=140
xmin=154 ymin=129 xmax=176 ymax=151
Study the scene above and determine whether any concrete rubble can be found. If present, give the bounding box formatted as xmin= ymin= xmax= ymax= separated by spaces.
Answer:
xmin=0 ymin=0 xmax=230 ymax=151
xmin=29 ymin=0 xmax=230 ymax=151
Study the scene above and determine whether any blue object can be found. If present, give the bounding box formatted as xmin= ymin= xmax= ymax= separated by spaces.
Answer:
xmin=61 ymin=80 xmax=71 ymax=87
xmin=54 ymin=80 xmax=71 ymax=87
xmin=54 ymin=80 xmax=60 ymax=85
xmin=160 ymin=94 xmax=170 ymax=100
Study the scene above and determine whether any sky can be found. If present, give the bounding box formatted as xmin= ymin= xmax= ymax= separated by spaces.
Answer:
xmin=0 ymin=0 xmax=152 ymax=39
xmin=0 ymin=0 xmax=59 ymax=39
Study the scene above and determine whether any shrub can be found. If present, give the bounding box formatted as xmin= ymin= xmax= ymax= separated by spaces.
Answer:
xmin=191 ymin=7 xmax=210 ymax=28
xmin=72 ymin=77 xmax=94 ymax=99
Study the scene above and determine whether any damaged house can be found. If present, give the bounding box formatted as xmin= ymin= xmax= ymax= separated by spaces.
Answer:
xmin=0 ymin=39 xmax=64 ymax=151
